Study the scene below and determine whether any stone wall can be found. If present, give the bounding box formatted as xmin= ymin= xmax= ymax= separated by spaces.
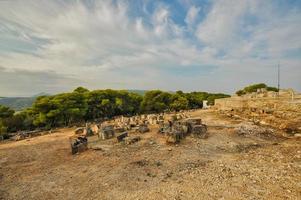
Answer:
xmin=214 ymin=94 xmax=301 ymax=134
xmin=215 ymin=96 xmax=301 ymax=112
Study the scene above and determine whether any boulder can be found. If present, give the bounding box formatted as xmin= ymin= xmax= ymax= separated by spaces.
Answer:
xmin=99 ymin=125 xmax=115 ymax=140
xmin=138 ymin=124 xmax=150 ymax=133
xmin=166 ymin=129 xmax=184 ymax=144
xmin=124 ymin=136 xmax=141 ymax=145
xmin=115 ymin=127 xmax=125 ymax=133
xmin=75 ymin=127 xmax=85 ymax=135
xmin=279 ymin=122 xmax=299 ymax=134
xmin=70 ymin=136 xmax=88 ymax=155
xmin=10 ymin=133 xmax=27 ymax=141
xmin=116 ymin=132 xmax=128 ymax=142
xmin=86 ymin=127 xmax=94 ymax=136
xmin=158 ymin=122 xmax=171 ymax=134
xmin=191 ymin=124 xmax=208 ymax=138
xmin=185 ymin=118 xmax=202 ymax=125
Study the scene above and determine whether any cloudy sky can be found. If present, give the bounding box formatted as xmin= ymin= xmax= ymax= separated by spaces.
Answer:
xmin=0 ymin=0 xmax=300 ymax=96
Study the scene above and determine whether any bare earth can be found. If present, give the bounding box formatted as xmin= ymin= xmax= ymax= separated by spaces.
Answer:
xmin=0 ymin=110 xmax=300 ymax=200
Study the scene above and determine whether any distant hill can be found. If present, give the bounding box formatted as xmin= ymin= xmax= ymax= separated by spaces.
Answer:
xmin=31 ymin=92 xmax=50 ymax=97
xmin=0 ymin=97 xmax=36 ymax=111
xmin=0 ymin=93 xmax=50 ymax=111
xmin=127 ymin=90 xmax=175 ymax=95
xmin=127 ymin=90 xmax=147 ymax=96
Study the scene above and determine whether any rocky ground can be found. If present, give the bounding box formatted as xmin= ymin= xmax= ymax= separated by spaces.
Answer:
xmin=0 ymin=110 xmax=300 ymax=200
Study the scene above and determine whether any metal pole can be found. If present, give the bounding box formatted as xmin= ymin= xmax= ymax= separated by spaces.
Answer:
xmin=277 ymin=63 xmax=280 ymax=97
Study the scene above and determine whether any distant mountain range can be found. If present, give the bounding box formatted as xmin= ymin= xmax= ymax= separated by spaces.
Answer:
xmin=0 ymin=90 xmax=147 ymax=111
xmin=0 ymin=93 xmax=49 ymax=111
xmin=0 ymin=96 xmax=37 ymax=111
xmin=126 ymin=90 xmax=147 ymax=96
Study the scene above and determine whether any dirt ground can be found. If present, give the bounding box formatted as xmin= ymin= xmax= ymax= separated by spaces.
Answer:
xmin=0 ymin=110 xmax=300 ymax=200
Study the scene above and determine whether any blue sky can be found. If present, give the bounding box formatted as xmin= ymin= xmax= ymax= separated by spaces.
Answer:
xmin=0 ymin=0 xmax=300 ymax=96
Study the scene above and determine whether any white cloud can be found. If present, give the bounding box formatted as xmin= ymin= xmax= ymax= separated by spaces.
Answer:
xmin=196 ymin=0 xmax=248 ymax=49
xmin=185 ymin=6 xmax=200 ymax=27
xmin=0 ymin=0 xmax=300 ymax=96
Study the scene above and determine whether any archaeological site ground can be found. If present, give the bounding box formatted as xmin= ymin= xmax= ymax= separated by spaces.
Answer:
xmin=0 ymin=89 xmax=300 ymax=200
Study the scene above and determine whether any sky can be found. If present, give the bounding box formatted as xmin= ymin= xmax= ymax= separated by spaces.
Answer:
xmin=0 ymin=0 xmax=300 ymax=97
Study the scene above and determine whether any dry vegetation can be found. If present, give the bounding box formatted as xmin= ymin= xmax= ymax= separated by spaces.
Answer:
xmin=0 ymin=110 xmax=300 ymax=200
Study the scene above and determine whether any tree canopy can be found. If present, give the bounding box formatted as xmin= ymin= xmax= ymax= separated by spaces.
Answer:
xmin=0 ymin=88 xmax=229 ymax=137
xmin=236 ymin=83 xmax=279 ymax=96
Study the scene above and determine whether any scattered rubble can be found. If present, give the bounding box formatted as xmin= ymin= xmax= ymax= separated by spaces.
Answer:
xmin=215 ymin=89 xmax=301 ymax=137
xmin=9 ymin=130 xmax=50 ymax=141
xmin=160 ymin=117 xmax=208 ymax=143
xmin=235 ymin=123 xmax=275 ymax=139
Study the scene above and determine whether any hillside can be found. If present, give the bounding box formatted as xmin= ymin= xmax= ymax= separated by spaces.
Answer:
xmin=0 ymin=93 xmax=49 ymax=111
xmin=0 ymin=97 xmax=36 ymax=111
xmin=127 ymin=90 xmax=147 ymax=96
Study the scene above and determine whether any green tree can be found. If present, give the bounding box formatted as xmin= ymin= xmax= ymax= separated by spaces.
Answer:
xmin=170 ymin=95 xmax=189 ymax=111
xmin=0 ymin=105 xmax=14 ymax=118
xmin=73 ymin=86 xmax=89 ymax=93
xmin=185 ymin=92 xmax=208 ymax=108
xmin=266 ymin=86 xmax=279 ymax=92
xmin=140 ymin=90 xmax=172 ymax=113
xmin=236 ymin=83 xmax=279 ymax=96
xmin=0 ymin=87 xmax=231 ymax=136
xmin=0 ymin=105 xmax=15 ymax=139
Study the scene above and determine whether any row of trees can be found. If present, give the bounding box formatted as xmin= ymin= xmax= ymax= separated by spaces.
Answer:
xmin=0 ymin=87 xmax=229 ymax=138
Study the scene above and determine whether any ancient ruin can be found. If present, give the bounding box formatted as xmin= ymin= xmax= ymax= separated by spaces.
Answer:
xmin=215 ymin=89 xmax=301 ymax=135
xmin=70 ymin=136 xmax=88 ymax=155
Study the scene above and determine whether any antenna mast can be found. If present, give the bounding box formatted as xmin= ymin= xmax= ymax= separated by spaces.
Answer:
xmin=277 ymin=63 xmax=280 ymax=97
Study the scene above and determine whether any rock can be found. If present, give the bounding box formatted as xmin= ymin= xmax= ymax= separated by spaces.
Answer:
xmin=70 ymin=136 xmax=88 ymax=155
xmin=124 ymin=136 xmax=141 ymax=145
xmin=166 ymin=129 xmax=184 ymax=144
xmin=138 ymin=124 xmax=150 ymax=133
xmin=91 ymin=144 xmax=112 ymax=151
xmin=114 ymin=127 xmax=125 ymax=133
xmin=294 ymin=133 xmax=301 ymax=138
xmin=86 ymin=127 xmax=94 ymax=136
xmin=131 ymin=159 xmax=149 ymax=166
xmin=10 ymin=133 xmax=27 ymax=141
xmin=149 ymin=140 xmax=155 ymax=145
xmin=74 ymin=127 xmax=85 ymax=135
xmin=191 ymin=124 xmax=208 ymax=138
xmin=279 ymin=122 xmax=300 ymax=134
xmin=184 ymin=118 xmax=202 ymax=125
xmin=116 ymin=132 xmax=128 ymax=142
xmin=155 ymin=161 xmax=162 ymax=166
xmin=99 ymin=125 xmax=115 ymax=140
